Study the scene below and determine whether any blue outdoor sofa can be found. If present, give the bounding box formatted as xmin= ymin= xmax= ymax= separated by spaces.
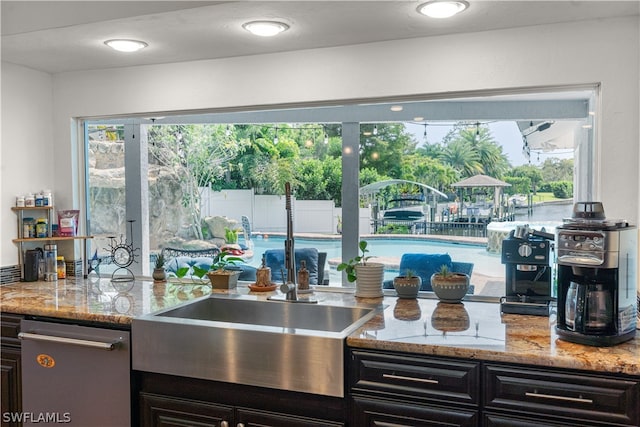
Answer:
xmin=383 ymin=253 xmax=474 ymax=293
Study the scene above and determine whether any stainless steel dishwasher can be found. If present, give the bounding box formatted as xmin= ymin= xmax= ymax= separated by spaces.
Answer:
xmin=19 ymin=319 xmax=131 ymax=427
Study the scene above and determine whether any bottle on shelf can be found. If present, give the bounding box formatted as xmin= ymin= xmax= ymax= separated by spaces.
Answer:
xmin=16 ymin=195 xmax=25 ymax=207
xmin=35 ymin=192 xmax=44 ymax=207
xmin=25 ymin=193 xmax=35 ymax=207
xmin=43 ymin=190 xmax=53 ymax=207
xmin=36 ymin=218 xmax=48 ymax=238
xmin=23 ymin=217 xmax=36 ymax=238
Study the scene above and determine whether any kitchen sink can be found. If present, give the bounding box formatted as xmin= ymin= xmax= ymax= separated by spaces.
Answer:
xmin=132 ymin=294 xmax=381 ymax=397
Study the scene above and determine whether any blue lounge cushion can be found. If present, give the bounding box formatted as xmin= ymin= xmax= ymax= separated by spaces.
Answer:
xmin=264 ymin=248 xmax=319 ymax=285
xmin=384 ymin=253 xmax=453 ymax=291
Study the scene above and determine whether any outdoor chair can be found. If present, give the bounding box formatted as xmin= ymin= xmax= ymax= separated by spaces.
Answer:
xmin=383 ymin=253 xmax=474 ymax=293
xmin=263 ymin=248 xmax=328 ymax=285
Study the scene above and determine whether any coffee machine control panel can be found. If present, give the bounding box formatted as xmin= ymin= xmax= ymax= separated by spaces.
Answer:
xmin=556 ymin=229 xmax=622 ymax=268
xmin=557 ymin=230 xmax=606 ymax=251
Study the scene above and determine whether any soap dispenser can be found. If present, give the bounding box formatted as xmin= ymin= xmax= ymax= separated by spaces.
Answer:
xmin=297 ymin=260 xmax=310 ymax=291
xmin=255 ymin=255 xmax=272 ymax=286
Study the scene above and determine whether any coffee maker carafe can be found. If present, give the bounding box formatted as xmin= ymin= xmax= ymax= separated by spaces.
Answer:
xmin=564 ymin=275 xmax=614 ymax=335
xmin=556 ymin=202 xmax=637 ymax=347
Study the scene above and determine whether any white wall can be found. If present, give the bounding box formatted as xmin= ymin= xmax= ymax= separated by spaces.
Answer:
xmin=1 ymin=63 xmax=54 ymax=264
xmin=1 ymin=16 xmax=639 ymax=266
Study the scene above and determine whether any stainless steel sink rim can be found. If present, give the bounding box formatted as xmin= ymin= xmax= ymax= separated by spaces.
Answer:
xmin=132 ymin=293 xmax=383 ymax=397
xmin=143 ymin=293 xmax=378 ymax=337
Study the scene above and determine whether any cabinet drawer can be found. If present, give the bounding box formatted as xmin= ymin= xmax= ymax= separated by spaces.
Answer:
xmin=350 ymin=350 xmax=480 ymax=406
xmin=484 ymin=363 xmax=639 ymax=426
xmin=352 ymin=395 xmax=479 ymax=427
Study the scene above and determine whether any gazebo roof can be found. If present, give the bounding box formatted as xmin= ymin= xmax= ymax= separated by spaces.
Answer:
xmin=451 ymin=174 xmax=511 ymax=188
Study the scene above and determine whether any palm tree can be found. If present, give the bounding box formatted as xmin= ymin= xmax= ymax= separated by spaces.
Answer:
xmin=476 ymin=139 xmax=511 ymax=177
xmin=439 ymin=140 xmax=482 ymax=178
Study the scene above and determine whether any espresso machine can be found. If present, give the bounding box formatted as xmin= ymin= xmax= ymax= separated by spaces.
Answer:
xmin=500 ymin=224 xmax=555 ymax=316
xmin=556 ymin=202 xmax=637 ymax=346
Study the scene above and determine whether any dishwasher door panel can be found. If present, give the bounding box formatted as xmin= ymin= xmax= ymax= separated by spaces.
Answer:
xmin=19 ymin=320 xmax=131 ymax=427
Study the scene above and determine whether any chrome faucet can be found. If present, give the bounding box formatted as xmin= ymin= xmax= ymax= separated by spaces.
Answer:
xmin=280 ymin=281 xmax=297 ymax=301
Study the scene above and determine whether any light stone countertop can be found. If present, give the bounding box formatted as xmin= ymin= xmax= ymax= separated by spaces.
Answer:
xmin=1 ymin=278 xmax=638 ymax=376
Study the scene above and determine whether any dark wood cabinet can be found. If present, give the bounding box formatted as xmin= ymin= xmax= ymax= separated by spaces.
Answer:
xmin=140 ymin=392 xmax=233 ymax=427
xmin=348 ymin=348 xmax=640 ymax=427
xmin=352 ymin=394 xmax=478 ymax=426
xmin=1 ymin=313 xmax=23 ymax=427
xmin=483 ymin=363 xmax=640 ymax=427
xmin=348 ymin=349 xmax=480 ymax=426
xmin=137 ymin=371 xmax=346 ymax=427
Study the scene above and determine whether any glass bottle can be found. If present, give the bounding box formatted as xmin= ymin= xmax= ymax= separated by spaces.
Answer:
xmin=44 ymin=244 xmax=58 ymax=281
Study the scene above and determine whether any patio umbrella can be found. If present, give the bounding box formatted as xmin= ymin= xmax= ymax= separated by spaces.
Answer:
xmin=451 ymin=174 xmax=511 ymax=218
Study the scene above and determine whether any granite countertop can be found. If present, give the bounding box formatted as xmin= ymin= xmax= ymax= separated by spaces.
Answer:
xmin=1 ymin=278 xmax=638 ymax=376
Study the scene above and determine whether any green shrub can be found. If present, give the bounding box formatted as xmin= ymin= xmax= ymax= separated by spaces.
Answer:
xmin=550 ymin=181 xmax=573 ymax=199
xmin=376 ymin=224 xmax=410 ymax=234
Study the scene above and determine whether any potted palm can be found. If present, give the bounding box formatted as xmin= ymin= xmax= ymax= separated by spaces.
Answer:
xmin=337 ymin=241 xmax=384 ymax=298
xmin=430 ymin=264 xmax=470 ymax=303
xmin=152 ymin=253 xmax=167 ymax=282
xmin=393 ymin=268 xmax=421 ymax=299
xmin=194 ymin=250 xmax=244 ymax=289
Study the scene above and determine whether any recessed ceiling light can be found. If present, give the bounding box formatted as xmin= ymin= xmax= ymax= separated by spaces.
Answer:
xmin=413 ymin=116 xmax=425 ymax=122
xmin=417 ymin=1 xmax=469 ymax=19
xmin=104 ymin=39 xmax=148 ymax=52
xmin=243 ymin=20 xmax=289 ymax=37
xmin=390 ymin=105 xmax=404 ymax=112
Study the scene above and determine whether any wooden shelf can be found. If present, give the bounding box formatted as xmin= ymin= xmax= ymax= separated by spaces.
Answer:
xmin=12 ymin=206 xmax=92 ymax=279
xmin=11 ymin=206 xmax=54 ymax=211
xmin=12 ymin=236 xmax=93 ymax=243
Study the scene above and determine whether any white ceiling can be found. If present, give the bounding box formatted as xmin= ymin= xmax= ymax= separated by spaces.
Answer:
xmin=2 ymin=1 xmax=635 ymax=156
xmin=2 ymin=1 xmax=638 ymax=74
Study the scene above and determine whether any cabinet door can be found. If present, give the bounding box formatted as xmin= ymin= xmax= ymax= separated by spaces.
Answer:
xmin=236 ymin=407 xmax=344 ymax=427
xmin=140 ymin=392 xmax=233 ymax=427
xmin=1 ymin=347 xmax=22 ymax=427
xmin=352 ymin=395 xmax=479 ymax=427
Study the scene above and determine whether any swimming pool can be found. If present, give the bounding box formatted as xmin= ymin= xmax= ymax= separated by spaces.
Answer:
xmin=247 ymin=235 xmax=504 ymax=286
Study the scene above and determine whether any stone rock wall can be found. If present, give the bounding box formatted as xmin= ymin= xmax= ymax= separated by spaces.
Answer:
xmin=89 ymin=140 xmax=194 ymax=253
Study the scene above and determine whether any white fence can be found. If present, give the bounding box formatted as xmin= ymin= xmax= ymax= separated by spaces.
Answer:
xmin=200 ymin=188 xmax=370 ymax=234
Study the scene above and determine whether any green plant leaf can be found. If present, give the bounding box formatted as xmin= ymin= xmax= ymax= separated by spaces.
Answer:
xmin=192 ymin=265 xmax=208 ymax=278
xmin=175 ymin=266 xmax=190 ymax=279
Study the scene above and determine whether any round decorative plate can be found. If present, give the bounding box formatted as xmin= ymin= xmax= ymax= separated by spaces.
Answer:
xmin=248 ymin=284 xmax=277 ymax=292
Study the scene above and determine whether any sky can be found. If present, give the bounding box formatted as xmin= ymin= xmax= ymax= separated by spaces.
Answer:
xmin=405 ymin=121 xmax=573 ymax=167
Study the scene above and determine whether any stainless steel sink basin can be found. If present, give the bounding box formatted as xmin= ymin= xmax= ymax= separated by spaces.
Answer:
xmin=132 ymin=294 xmax=380 ymax=397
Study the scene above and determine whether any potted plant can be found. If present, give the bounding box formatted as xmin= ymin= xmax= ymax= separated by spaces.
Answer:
xmin=337 ymin=240 xmax=384 ymax=298
xmin=393 ymin=268 xmax=422 ymax=299
xmin=152 ymin=253 xmax=167 ymax=282
xmin=430 ymin=264 xmax=470 ymax=303
xmin=194 ymin=250 xmax=244 ymax=289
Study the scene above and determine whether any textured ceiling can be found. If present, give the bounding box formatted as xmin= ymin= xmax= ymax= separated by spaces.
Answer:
xmin=2 ymin=1 xmax=638 ymax=74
